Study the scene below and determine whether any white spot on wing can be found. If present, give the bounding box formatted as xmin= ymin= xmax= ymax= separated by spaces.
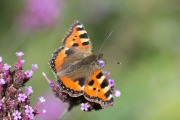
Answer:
xmin=77 ymin=25 xmax=83 ymax=28
xmin=108 ymin=94 xmax=113 ymax=100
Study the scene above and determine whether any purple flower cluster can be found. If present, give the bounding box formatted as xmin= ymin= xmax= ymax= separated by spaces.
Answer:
xmin=43 ymin=59 xmax=121 ymax=112
xmin=18 ymin=0 xmax=61 ymax=32
xmin=0 ymin=52 xmax=46 ymax=119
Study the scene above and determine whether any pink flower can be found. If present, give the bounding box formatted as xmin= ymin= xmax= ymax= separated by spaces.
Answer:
xmin=114 ymin=90 xmax=121 ymax=97
xmin=81 ymin=103 xmax=90 ymax=111
xmin=15 ymin=52 xmax=24 ymax=57
xmin=98 ymin=60 xmax=105 ymax=67
xmin=3 ymin=63 xmax=11 ymax=70
xmin=108 ymin=79 xmax=115 ymax=87
xmin=18 ymin=93 xmax=27 ymax=102
xmin=12 ymin=110 xmax=22 ymax=120
xmin=25 ymin=70 xmax=33 ymax=78
xmin=32 ymin=64 xmax=38 ymax=71
xmin=0 ymin=78 xmax=5 ymax=85
xmin=39 ymin=96 xmax=46 ymax=103
xmin=104 ymin=71 xmax=111 ymax=78
xmin=20 ymin=59 xmax=25 ymax=65
xmin=26 ymin=86 xmax=33 ymax=95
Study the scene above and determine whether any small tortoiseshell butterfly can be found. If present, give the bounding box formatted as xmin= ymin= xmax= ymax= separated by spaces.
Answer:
xmin=49 ymin=21 xmax=115 ymax=111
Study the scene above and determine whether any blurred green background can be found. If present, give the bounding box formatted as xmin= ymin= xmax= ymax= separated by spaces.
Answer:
xmin=0 ymin=0 xmax=180 ymax=120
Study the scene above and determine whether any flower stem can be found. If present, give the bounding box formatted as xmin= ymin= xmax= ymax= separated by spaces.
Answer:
xmin=59 ymin=109 xmax=68 ymax=120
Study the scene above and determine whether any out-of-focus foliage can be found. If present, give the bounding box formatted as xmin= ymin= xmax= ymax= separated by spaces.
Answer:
xmin=0 ymin=0 xmax=180 ymax=120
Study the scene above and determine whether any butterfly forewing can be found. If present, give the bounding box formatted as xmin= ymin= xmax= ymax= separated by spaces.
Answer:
xmin=63 ymin=21 xmax=92 ymax=53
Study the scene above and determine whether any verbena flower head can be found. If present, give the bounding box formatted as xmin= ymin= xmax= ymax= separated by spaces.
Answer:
xmin=0 ymin=52 xmax=46 ymax=119
xmin=18 ymin=0 xmax=62 ymax=32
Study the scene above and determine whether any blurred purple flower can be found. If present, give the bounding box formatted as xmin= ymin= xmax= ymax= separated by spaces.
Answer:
xmin=19 ymin=0 xmax=62 ymax=31
xmin=25 ymin=70 xmax=33 ymax=78
xmin=108 ymin=79 xmax=115 ymax=87
xmin=0 ymin=78 xmax=5 ymax=85
xmin=98 ymin=60 xmax=105 ymax=67
xmin=32 ymin=64 xmax=38 ymax=71
xmin=3 ymin=63 xmax=11 ymax=71
xmin=114 ymin=90 xmax=121 ymax=97
xmin=81 ymin=103 xmax=90 ymax=111
xmin=39 ymin=96 xmax=46 ymax=103
xmin=104 ymin=71 xmax=111 ymax=79
xmin=20 ymin=60 xmax=25 ymax=65
xmin=42 ymin=109 xmax=47 ymax=114
xmin=15 ymin=52 xmax=24 ymax=57
xmin=26 ymin=86 xmax=33 ymax=95
xmin=36 ymin=91 xmax=68 ymax=120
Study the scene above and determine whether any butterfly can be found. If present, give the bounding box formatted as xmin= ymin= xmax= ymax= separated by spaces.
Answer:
xmin=49 ymin=21 xmax=114 ymax=110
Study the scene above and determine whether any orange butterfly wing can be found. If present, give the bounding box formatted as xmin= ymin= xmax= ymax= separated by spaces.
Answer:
xmin=49 ymin=21 xmax=92 ymax=97
xmin=63 ymin=20 xmax=92 ymax=52
xmin=49 ymin=21 xmax=91 ymax=74
xmin=84 ymin=69 xmax=114 ymax=108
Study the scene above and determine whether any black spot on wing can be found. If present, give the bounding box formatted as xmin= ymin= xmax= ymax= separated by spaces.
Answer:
xmin=72 ymin=43 xmax=79 ymax=47
xmin=88 ymin=80 xmax=94 ymax=86
xmin=82 ymin=41 xmax=89 ymax=45
xmin=79 ymin=33 xmax=88 ymax=38
xmin=65 ymin=49 xmax=73 ymax=55
xmin=104 ymin=89 xmax=111 ymax=98
xmin=76 ymin=77 xmax=85 ymax=87
xmin=96 ymin=72 xmax=103 ymax=79
xmin=100 ymin=78 xmax=109 ymax=88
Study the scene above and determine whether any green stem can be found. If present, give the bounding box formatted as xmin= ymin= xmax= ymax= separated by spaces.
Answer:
xmin=59 ymin=109 xmax=68 ymax=120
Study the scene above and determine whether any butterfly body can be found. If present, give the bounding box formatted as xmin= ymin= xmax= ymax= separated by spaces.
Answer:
xmin=49 ymin=21 xmax=114 ymax=110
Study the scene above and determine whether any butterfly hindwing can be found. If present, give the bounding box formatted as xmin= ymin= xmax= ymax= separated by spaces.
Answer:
xmin=84 ymin=69 xmax=114 ymax=108
xmin=63 ymin=21 xmax=92 ymax=52
xmin=57 ymin=75 xmax=85 ymax=97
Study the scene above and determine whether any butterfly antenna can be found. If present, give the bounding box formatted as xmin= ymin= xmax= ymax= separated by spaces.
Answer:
xmin=98 ymin=31 xmax=113 ymax=54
